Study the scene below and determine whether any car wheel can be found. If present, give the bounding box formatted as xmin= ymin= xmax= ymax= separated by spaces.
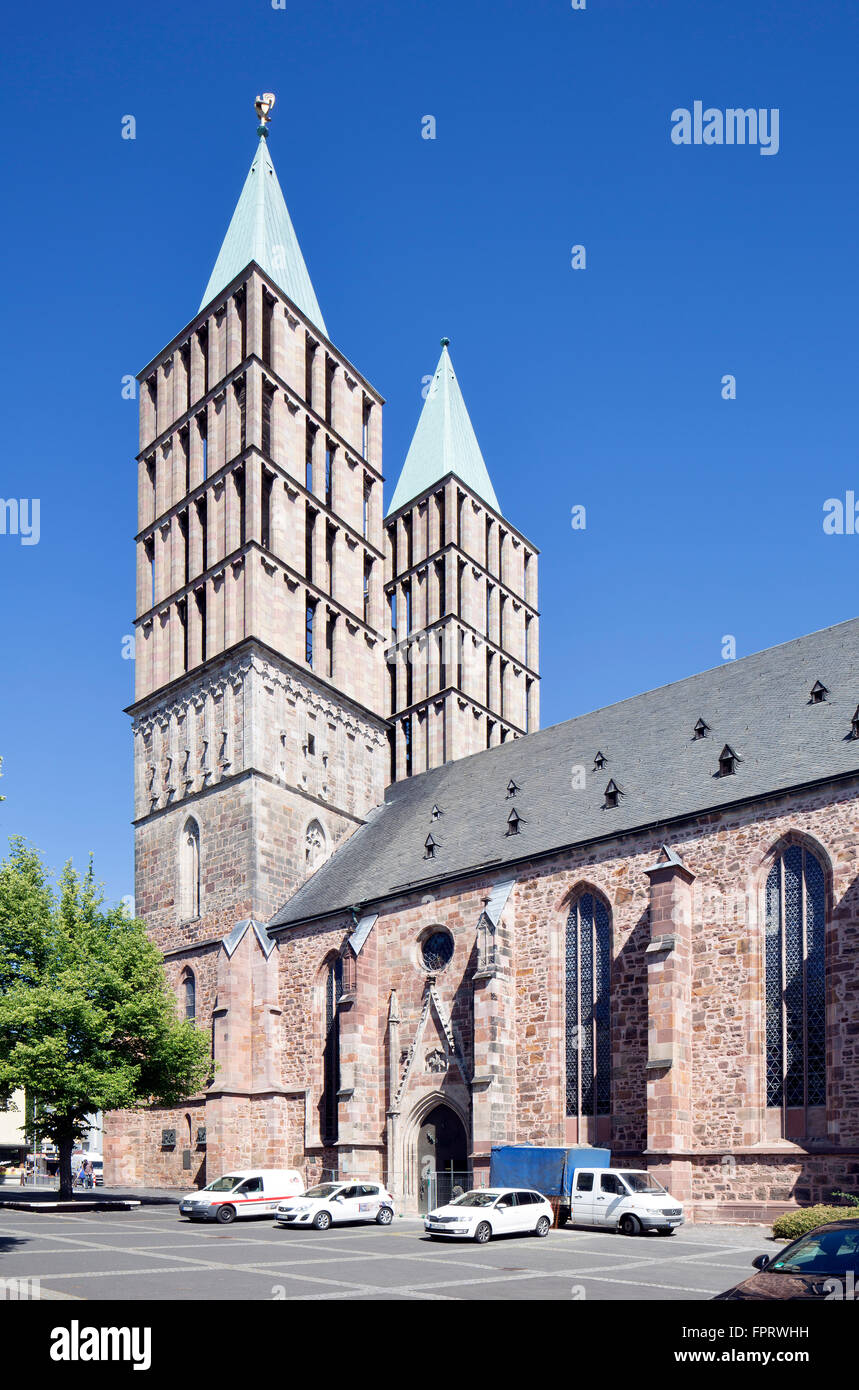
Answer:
xmin=473 ymin=1221 xmax=492 ymax=1244
xmin=534 ymin=1215 xmax=551 ymax=1237
xmin=618 ymin=1214 xmax=640 ymax=1236
xmin=215 ymin=1205 xmax=236 ymax=1225
xmin=657 ymin=1227 xmax=676 ymax=1236
xmin=313 ymin=1210 xmax=332 ymax=1230
xmin=376 ymin=1206 xmax=394 ymax=1225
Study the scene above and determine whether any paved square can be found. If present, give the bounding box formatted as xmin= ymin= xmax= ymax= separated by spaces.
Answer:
xmin=0 ymin=1205 xmax=773 ymax=1301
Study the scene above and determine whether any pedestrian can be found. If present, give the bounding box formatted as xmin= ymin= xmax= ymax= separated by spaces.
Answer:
xmin=83 ymin=1159 xmax=93 ymax=1190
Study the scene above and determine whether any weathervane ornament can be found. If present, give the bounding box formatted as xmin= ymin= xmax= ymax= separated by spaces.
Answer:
xmin=255 ymin=92 xmax=276 ymax=136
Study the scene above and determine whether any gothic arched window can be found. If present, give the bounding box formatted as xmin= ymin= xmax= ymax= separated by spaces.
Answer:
xmin=322 ymin=957 xmax=343 ymax=1147
xmin=565 ymin=891 xmax=611 ymax=1120
xmin=765 ymin=843 xmax=826 ymax=1122
xmin=182 ymin=967 xmax=196 ymax=1022
xmin=306 ymin=819 xmax=327 ymax=872
xmin=180 ymin=818 xmax=201 ymax=920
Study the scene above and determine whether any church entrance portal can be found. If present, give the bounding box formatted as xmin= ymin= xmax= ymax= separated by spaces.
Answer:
xmin=417 ymin=1104 xmax=468 ymax=1213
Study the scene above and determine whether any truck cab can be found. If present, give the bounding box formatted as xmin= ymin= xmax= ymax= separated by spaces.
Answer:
xmin=567 ymin=1167 xmax=684 ymax=1235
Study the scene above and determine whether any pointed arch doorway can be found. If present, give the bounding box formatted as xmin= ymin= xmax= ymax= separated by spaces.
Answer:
xmin=417 ymin=1104 xmax=468 ymax=1214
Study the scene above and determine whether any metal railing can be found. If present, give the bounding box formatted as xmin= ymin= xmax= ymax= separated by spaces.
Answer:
xmin=422 ymin=1169 xmax=481 ymax=1212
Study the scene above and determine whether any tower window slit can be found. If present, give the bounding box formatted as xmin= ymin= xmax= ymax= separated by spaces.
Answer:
xmin=305 ymin=597 xmax=316 ymax=667
xmin=262 ymin=383 xmax=275 ymax=455
xmin=196 ymin=498 xmax=208 ymax=572
xmin=195 ymin=586 xmax=207 ymax=663
xmin=326 ymin=610 xmax=335 ymax=678
xmin=178 ymin=509 xmax=189 ymax=586
xmin=326 ymin=524 xmax=335 ymax=592
xmin=177 ymin=597 xmax=188 ymax=672
xmin=325 ymin=445 xmax=334 ymax=509
xmin=144 ymin=536 xmax=155 ymax=609
xmin=234 ymin=466 xmax=246 ymax=545
xmin=305 ymin=506 xmax=316 ymax=582
xmin=262 ymin=291 xmax=274 ymax=366
xmin=261 ymin=469 xmax=274 ymax=550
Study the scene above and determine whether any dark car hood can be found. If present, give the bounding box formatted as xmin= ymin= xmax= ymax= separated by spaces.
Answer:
xmin=717 ymin=1272 xmax=838 ymax=1301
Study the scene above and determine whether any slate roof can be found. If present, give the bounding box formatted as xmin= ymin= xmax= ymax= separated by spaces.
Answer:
xmin=199 ymin=134 xmax=327 ymax=333
xmin=387 ymin=342 xmax=501 ymax=516
xmin=269 ymin=617 xmax=859 ymax=929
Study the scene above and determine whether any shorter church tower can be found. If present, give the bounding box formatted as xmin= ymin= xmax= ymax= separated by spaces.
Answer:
xmin=384 ymin=341 xmax=539 ymax=777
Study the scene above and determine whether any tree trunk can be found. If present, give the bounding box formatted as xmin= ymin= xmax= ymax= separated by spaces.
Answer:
xmin=57 ymin=1132 xmax=75 ymax=1199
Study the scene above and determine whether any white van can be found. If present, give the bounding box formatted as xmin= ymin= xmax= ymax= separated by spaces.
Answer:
xmin=179 ymin=1169 xmax=304 ymax=1224
xmin=567 ymin=1168 xmax=685 ymax=1235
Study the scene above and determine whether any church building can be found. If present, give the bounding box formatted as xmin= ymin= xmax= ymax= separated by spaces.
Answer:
xmin=106 ymin=99 xmax=859 ymax=1223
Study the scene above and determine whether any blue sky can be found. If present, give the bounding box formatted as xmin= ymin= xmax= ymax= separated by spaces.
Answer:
xmin=1 ymin=0 xmax=857 ymax=906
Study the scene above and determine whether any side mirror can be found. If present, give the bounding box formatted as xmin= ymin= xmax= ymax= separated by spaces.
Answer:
xmin=752 ymin=1254 xmax=770 ymax=1271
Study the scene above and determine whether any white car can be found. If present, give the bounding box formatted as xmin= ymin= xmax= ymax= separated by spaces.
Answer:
xmin=567 ymin=1167 xmax=685 ymax=1235
xmin=425 ymin=1187 xmax=554 ymax=1243
xmin=275 ymin=1180 xmax=395 ymax=1230
xmin=179 ymin=1169 xmax=304 ymax=1224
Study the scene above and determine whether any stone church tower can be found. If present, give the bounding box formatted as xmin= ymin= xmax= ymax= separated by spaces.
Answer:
xmin=130 ymin=104 xmax=390 ymax=960
xmin=385 ymin=342 xmax=540 ymax=776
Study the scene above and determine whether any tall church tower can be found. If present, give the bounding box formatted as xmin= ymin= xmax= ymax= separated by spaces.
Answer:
xmin=130 ymin=99 xmax=389 ymax=952
xmin=385 ymin=341 xmax=540 ymax=777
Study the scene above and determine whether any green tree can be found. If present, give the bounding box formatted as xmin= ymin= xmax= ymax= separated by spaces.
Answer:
xmin=0 ymin=840 xmax=211 ymax=1197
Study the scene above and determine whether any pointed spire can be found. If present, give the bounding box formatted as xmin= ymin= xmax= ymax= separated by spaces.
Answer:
xmin=387 ymin=340 xmax=501 ymax=516
xmin=199 ymin=95 xmax=327 ymax=334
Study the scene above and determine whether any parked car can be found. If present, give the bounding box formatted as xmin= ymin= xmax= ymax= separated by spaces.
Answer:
xmin=568 ymin=1167 xmax=684 ymax=1235
xmin=275 ymin=1181 xmax=395 ymax=1230
xmin=179 ymin=1169 xmax=304 ymax=1224
xmin=714 ymin=1219 xmax=859 ymax=1300
xmin=425 ymin=1187 xmax=554 ymax=1243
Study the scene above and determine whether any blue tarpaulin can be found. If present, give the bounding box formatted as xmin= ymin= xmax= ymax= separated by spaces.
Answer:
xmin=490 ymin=1146 xmax=611 ymax=1199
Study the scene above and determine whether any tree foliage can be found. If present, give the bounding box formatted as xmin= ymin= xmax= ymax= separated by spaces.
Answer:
xmin=0 ymin=839 xmax=211 ymax=1195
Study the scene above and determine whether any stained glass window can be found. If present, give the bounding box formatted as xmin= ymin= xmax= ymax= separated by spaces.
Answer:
xmin=765 ymin=845 xmax=826 ymax=1113
xmin=566 ymin=892 xmax=611 ymax=1117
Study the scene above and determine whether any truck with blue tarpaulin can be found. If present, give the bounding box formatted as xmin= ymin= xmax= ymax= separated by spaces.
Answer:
xmin=490 ymin=1146 xmax=611 ymax=1225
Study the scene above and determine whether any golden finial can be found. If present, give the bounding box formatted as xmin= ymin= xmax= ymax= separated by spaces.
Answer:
xmin=255 ymin=92 xmax=276 ymax=136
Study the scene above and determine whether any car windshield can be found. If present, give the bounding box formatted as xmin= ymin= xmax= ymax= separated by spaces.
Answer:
xmin=204 ymin=1176 xmax=243 ymax=1193
xmin=771 ymin=1228 xmax=859 ymax=1276
xmin=620 ymin=1173 xmax=666 ymax=1194
xmin=450 ymin=1191 xmax=500 ymax=1207
xmin=303 ymin=1184 xmax=342 ymax=1199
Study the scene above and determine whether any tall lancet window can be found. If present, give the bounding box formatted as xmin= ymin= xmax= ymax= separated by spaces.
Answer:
xmin=322 ymin=957 xmax=343 ymax=1147
xmin=182 ymin=967 xmax=196 ymax=1021
xmin=765 ymin=844 xmax=826 ymax=1129
xmin=180 ymin=818 xmax=201 ymax=920
xmin=565 ymin=891 xmax=611 ymax=1124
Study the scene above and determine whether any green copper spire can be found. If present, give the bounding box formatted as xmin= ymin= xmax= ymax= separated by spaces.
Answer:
xmin=199 ymin=96 xmax=327 ymax=334
xmin=387 ymin=340 xmax=501 ymax=516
